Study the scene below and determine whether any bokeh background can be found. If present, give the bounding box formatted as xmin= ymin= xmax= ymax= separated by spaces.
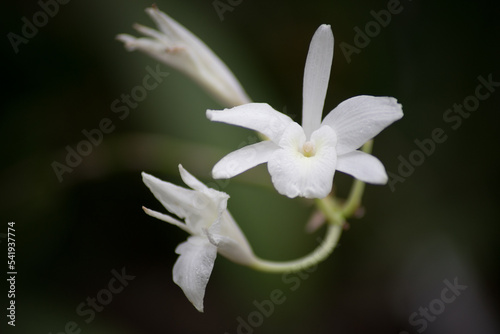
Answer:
xmin=1 ymin=0 xmax=499 ymax=333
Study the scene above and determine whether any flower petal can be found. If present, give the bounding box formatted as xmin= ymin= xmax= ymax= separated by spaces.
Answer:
xmin=173 ymin=236 xmax=217 ymax=312
xmin=212 ymin=141 xmax=279 ymax=179
xmin=302 ymin=24 xmax=334 ymax=139
xmin=207 ymin=103 xmax=294 ymax=143
xmin=142 ymin=172 xmax=199 ymax=220
xmin=206 ymin=211 xmax=256 ymax=266
xmin=142 ymin=171 xmax=226 ymax=235
xmin=178 ymin=164 xmax=207 ymax=192
xmin=115 ymin=33 xmax=187 ymax=74
xmin=336 ymin=150 xmax=388 ymax=184
xmin=268 ymin=124 xmax=337 ymax=198
xmin=144 ymin=7 xmax=183 ymax=43
xmin=177 ymin=165 xmax=230 ymax=219
xmin=142 ymin=206 xmax=191 ymax=234
xmin=132 ymin=23 xmax=172 ymax=45
xmin=322 ymin=95 xmax=403 ymax=155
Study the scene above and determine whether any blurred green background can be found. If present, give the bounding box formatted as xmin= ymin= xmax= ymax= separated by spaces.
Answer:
xmin=1 ymin=0 xmax=499 ymax=333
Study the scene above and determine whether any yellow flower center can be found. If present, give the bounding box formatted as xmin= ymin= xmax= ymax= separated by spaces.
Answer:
xmin=302 ymin=141 xmax=316 ymax=157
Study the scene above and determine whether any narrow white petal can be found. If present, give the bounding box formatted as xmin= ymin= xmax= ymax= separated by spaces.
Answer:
xmin=207 ymin=103 xmax=294 ymax=143
xmin=322 ymin=95 xmax=403 ymax=155
xmin=142 ymin=172 xmax=198 ymax=220
xmin=178 ymin=164 xmax=208 ymax=192
xmin=302 ymin=24 xmax=334 ymax=139
xmin=268 ymin=124 xmax=337 ymax=198
xmin=116 ymin=33 xmax=188 ymax=77
xmin=145 ymin=7 xmax=182 ymax=42
xmin=133 ymin=23 xmax=170 ymax=44
xmin=212 ymin=141 xmax=279 ymax=179
xmin=116 ymin=34 xmax=140 ymax=51
xmin=142 ymin=206 xmax=191 ymax=234
xmin=173 ymin=236 xmax=217 ymax=312
xmin=336 ymin=150 xmax=388 ymax=184
xmin=116 ymin=34 xmax=164 ymax=53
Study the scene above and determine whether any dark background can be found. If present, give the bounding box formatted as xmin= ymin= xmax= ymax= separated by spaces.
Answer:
xmin=1 ymin=0 xmax=499 ymax=333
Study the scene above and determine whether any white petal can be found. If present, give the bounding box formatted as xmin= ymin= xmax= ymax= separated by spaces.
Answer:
xmin=116 ymin=33 xmax=190 ymax=80
xmin=212 ymin=141 xmax=279 ymax=179
xmin=336 ymin=150 xmax=388 ymax=184
xmin=142 ymin=172 xmax=199 ymax=220
xmin=322 ymin=95 xmax=403 ymax=155
xmin=142 ymin=206 xmax=191 ymax=234
xmin=207 ymin=211 xmax=256 ymax=266
xmin=268 ymin=124 xmax=337 ymax=198
xmin=116 ymin=34 xmax=142 ymax=51
xmin=173 ymin=236 xmax=217 ymax=312
xmin=142 ymin=172 xmax=226 ymax=235
xmin=178 ymin=164 xmax=207 ymax=192
xmin=144 ymin=7 xmax=183 ymax=43
xmin=302 ymin=25 xmax=334 ymax=139
xmin=177 ymin=165 xmax=230 ymax=217
xmin=132 ymin=23 xmax=172 ymax=45
xmin=207 ymin=103 xmax=294 ymax=143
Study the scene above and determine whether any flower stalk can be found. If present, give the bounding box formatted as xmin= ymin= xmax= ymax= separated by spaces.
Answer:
xmin=250 ymin=223 xmax=343 ymax=273
xmin=341 ymin=140 xmax=372 ymax=217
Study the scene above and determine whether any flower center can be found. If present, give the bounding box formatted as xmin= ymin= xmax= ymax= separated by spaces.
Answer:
xmin=302 ymin=141 xmax=316 ymax=157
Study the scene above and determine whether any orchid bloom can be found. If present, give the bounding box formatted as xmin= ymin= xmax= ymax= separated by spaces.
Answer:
xmin=207 ymin=24 xmax=403 ymax=199
xmin=117 ymin=6 xmax=250 ymax=107
xmin=142 ymin=165 xmax=256 ymax=312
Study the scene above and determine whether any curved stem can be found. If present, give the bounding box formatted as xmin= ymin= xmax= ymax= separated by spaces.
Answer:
xmin=249 ymin=222 xmax=343 ymax=273
xmin=249 ymin=193 xmax=346 ymax=273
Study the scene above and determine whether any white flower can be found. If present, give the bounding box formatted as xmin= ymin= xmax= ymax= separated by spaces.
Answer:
xmin=207 ymin=25 xmax=403 ymax=199
xmin=142 ymin=165 xmax=256 ymax=312
xmin=117 ymin=6 xmax=250 ymax=107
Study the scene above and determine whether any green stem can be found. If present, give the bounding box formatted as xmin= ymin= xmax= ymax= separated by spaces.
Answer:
xmin=249 ymin=222 xmax=343 ymax=273
xmin=249 ymin=190 xmax=346 ymax=273
xmin=341 ymin=178 xmax=365 ymax=218
xmin=316 ymin=195 xmax=344 ymax=224
xmin=341 ymin=140 xmax=372 ymax=217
